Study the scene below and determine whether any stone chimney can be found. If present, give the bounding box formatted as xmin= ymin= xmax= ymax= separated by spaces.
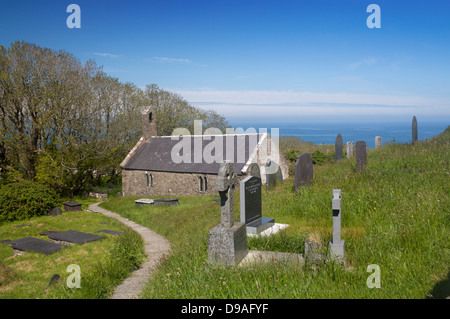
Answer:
xmin=142 ymin=106 xmax=157 ymax=140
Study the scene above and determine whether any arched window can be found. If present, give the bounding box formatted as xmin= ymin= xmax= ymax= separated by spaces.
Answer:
xmin=199 ymin=177 xmax=203 ymax=192
xmin=204 ymin=177 xmax=207 ymax=192
xmin=146 ymin=173 xmax=153 ymax=187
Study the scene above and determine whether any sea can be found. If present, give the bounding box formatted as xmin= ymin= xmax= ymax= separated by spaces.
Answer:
xmin=228 ymin=119 xmax=449 ymax=149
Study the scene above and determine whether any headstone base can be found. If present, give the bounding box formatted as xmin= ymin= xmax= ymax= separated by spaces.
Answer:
xmin=246 ymin=217 xmax=275 ymax=235
xmin=207 ymin=222 xmax=248 ymax=266
xmin=328 ymin=239 xmax=345 ymax=262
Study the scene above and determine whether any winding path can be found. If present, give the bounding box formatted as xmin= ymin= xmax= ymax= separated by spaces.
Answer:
xmin=88 ymin=202 xmax=171 ymax=299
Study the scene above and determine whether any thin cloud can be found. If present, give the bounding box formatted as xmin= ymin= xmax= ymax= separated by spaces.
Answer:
xmin=93 ymin=52 xmax=121 ymax=58
xmin=152 ymin=57 xmax=192 ymax=64
xmin=349 ymin=57 xmax=378 ymax=69
xmin=171 ymin=88 xmax=450 ymax=118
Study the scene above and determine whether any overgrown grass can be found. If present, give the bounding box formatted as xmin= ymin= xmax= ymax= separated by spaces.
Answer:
xmin=101 ymin=126 xmax=449 ymax=299
xmin=0 ymin=200 xmax=146 ymax=298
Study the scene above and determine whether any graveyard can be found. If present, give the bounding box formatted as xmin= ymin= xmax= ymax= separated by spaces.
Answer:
xmin=0 ymin=126 xmax=448 ymax=298
xmin=101 ymin=126 xmax=448 ymax=299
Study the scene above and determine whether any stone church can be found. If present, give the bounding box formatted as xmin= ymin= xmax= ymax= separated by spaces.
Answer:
xmin=120 ymin=106 xmax=289 ymax=196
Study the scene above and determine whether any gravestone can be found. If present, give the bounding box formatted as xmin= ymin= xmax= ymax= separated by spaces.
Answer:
xmin=304 ymin=238 xmax=326 ymax=266
xmin=11 ymin=237 xmax=67 ymax=255
xmin=240 ymin=175 xmax=274 ymax=234
xmin=48 ymin=230 xmax=104 ymax=244
xmin=48 ymin=207 xmax=62 ymax=217
xmin=207 ymin=161 xmax=248 ymax=266
xmin=46 ymin=274 xmax=61 ymax=290
xmin=346 ymin=141 xmax=354 ymax=158
xmin=355 ymin=141 xmax=367 ymax=172
xmin=63 ymin=201 xmax=81 ymax=212
xmin=247 ymin=162 xmax=261 ymax=178
xmin=265 ymin=159 xmax=283 ymax=190
xmin=294 ymin=153 xmax=313 ymax=192
xmin=375 ymin=136 xmax=382 ymax=149
xmin=412 ymin=116 xmax=418 ymax=143
xmin=328 ymin=189 xmax=345 ymax=262
xmin=335 ymin=133 xmax=343 ymax=161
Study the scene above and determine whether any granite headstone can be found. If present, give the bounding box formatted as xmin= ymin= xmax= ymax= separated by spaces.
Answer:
xmin=240 ymin=175 xmax=274 ymax=234
xmin=265 ymin=159 xmax=283 ymax=190
xmin=294 ymin=153 xmax=313 ymax=192
xmin=335 ymin=134 xmax=343 ymax=161
xmin=356 ymin=141 xmax=367 ymax=172
xmin=412 ymin=116 xmax=418 ymax=143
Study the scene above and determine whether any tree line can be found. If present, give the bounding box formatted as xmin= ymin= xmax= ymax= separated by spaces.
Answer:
xmin=0 ymin=41 xmax=228 ymax=196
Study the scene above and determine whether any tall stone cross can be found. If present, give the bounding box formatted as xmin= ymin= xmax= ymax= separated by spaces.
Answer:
xmin=215 ymin=161 xmax=238 ymax=228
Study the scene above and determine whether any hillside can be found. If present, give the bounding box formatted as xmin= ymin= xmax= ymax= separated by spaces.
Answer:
xmin=99 ymin=125 xmax=449 ymax=299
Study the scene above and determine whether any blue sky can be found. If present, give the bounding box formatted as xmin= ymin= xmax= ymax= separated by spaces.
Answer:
xmin=1 ymin=0 xmax=449 ymax=124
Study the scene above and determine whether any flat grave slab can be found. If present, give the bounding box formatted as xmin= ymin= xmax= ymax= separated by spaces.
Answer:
xmin=96 ymin=229 xmax=122 ymax=236
xmin=48 ymin=230 xmax=104 ymax=244
xmin=135 ymin=198 xmax=179 ymax=207
xmin=10 ymin=237 xmax=66 ymax=255
xmin=39 ymin=230 xmax=59 ymax=236
xmin=135 ymin=198 xmax=154 ymax=206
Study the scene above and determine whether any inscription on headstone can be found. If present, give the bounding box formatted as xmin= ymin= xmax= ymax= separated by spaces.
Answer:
xmin=335 ymin=134 xmax=343 ymax=161
xmin=412 ymin=116 xmax=418 ymax=143
xmin=240 ymin=175 xmax=274 ymax=234
xmin=294 ymin=153 xmax=313 ymax=192
xmin=356 ymin=141 xmax=367 ymax=172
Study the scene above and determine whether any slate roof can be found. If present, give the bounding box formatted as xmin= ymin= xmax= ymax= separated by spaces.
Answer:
xmin=121 ymin=134 xmax=264 ymax=175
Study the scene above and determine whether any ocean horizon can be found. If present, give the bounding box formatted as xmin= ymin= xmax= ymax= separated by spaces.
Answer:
xmin=228 ymin=119 xmax=449 ymax=149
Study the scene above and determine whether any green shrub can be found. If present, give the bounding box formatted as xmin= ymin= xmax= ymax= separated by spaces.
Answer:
xmin=0 ymin=180 xmax=59 ymax=224
xmin=311 ymin=150 xmax=329 ymax=165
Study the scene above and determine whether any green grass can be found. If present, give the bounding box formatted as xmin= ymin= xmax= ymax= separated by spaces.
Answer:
xmin=100 ymin=126 xmax=449 ymax=299
xmin=0 ymin=198 xmax=146 ymax=298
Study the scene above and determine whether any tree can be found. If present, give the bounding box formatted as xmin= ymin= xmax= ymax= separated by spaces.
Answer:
xmin=0 ymin=41 xmax=229 ymax=194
